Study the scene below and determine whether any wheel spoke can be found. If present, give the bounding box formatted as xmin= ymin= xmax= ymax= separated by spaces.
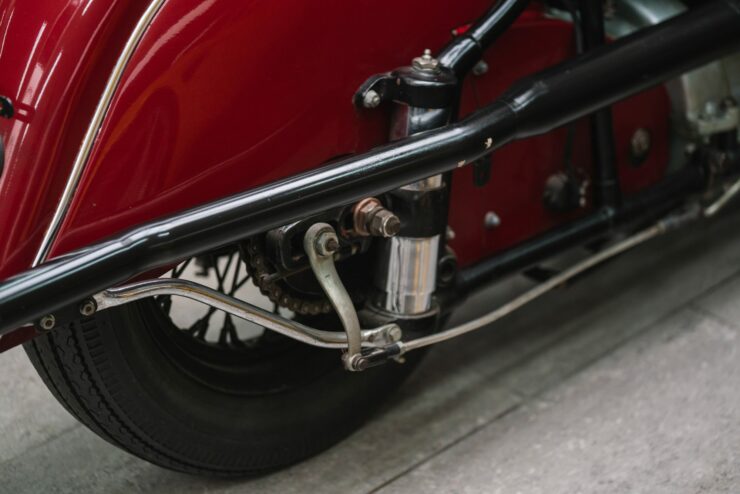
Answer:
xmin=159 ymin=247 xmax=282 ymax=347
xmin=213 ymin=253 xmax=234 ymax=292
xmin=188 ymin=306 xmax=216 ymax=339
xmin=234 ymin=274 xmax=251 ymax=292
xmin=172 ymin=258 xmax=193 ymax=279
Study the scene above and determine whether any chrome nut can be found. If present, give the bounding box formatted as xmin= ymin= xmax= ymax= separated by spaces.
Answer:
xmin=411 ymin=49 xmax=440 ymax=73
xmin=368 ymin=209 xmax=401 ymax=238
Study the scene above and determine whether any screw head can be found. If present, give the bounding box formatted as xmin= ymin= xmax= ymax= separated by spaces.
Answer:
xmin=363 ymin=90 xmax=381 ymax=109
xmin=484 ymin=211 xmax=501 ymax=230
xmin=630 ymin=128 xmax=651 ymax=160
xmin=38 ymin=315 xmax=56 ymax=331
xmin=79 ymin=299 xmax=97 ymax=317
xmin=472 ymin=60 xmax=489 ymax=76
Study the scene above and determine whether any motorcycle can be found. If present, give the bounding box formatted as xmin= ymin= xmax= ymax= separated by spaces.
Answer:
xmin=0 ymin=0 xmax=738 ymax=476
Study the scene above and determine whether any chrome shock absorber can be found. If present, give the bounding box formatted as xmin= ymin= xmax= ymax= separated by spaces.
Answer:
xmin=357 ymin=50 xmax=457 ymax=318
xmin=374 ymin=108 xmax=450 ymax=315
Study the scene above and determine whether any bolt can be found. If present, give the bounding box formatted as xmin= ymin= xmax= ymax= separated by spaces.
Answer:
xmin=630 ymin=128 xmax=651 ymax=160
xmin=412 ymin=48 xmax=440 ymax=72
xmin=484 ymin=211 xmax=501 ymax=230
xmin=387 ymin=325 xmax=403 ymax=342
xmin=79 ymin=299 xmax=97 ymax=317
xmin=472 ymin=60 xmax=489 ymax=76
xmin=363 ymin=90 xmax=381 ymax=109
xmin=315 ymin=231 xmax=339 ymax=257
xmin=38 ymin=315 xmax=56 ymax=331
xmin=346 ymin=353 xmax=368 ymax=372
xmin=368 ymin=209 xmax=401 ymax=238
xmin=353 ymin=198 xmax=400 ymax=237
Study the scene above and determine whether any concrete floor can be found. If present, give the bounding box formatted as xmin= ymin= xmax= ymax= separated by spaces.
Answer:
xmin=2 ymin=207 xmax=740 ymax=493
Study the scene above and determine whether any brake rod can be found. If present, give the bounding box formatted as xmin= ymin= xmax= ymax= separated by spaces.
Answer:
xmin=0 ymin=0 xmax=739 ymax=334
xmin=94 ymin=279 xmax=401 ymax=349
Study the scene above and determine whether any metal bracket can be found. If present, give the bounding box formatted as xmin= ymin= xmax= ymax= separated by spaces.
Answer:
xmin=354 ymin=65 xmax=458 ymax=110
xmin=303 ymin=223 xmax=390 ymax=371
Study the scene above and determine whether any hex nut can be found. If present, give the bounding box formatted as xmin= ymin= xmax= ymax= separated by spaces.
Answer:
xmin=353 ymin=198 xmax=400 ymax=237
xmin=368 ymin=209 xmax=401 ymax=238
xmin=412 ymin=49 xmax=440 ymax=72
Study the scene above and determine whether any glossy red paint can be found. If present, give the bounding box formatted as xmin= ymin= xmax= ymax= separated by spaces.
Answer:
xmin=0 ymin=0 xmax=152 ymax=279
xmin=0 ymin=1 xmax=670 ymax=277
xmin=449 ymin=20 xmax=670 ymax=265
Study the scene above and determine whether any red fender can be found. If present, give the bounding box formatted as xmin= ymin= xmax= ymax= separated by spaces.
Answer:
xmin=0 ymin=0 xmax=669 ymax=278
xmin=0 ymin=0 xmax=152 ymax=279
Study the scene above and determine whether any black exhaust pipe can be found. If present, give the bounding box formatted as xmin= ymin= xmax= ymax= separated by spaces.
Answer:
xmin=0 ymin=0 xmax=739 ymax=334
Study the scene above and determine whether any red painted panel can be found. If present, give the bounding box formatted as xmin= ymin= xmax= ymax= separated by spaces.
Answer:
xmin=48 ymin=0 xmax=491 ymax=258
xmin=0 ymin=0 xmax=152 ymax=279
xmin=448 ymin=19 xmax=670 ymax=265
xmin=0 ymin=1 xmax=670 ymax=275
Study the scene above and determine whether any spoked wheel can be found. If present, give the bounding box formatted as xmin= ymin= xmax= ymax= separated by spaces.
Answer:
xmin=25 ymin=245 xmax=421 ymax=476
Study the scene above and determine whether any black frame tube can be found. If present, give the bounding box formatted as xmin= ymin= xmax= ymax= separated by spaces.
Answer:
xmin=579 ymin=0 xmax=621 ymax=208
xmin=438 ymin=0 xmax=530 ymax=77
xmin=0 ymin=0 xmax=739 ymax=334
xmin=455 ymin=163 xmax=706 ymax=293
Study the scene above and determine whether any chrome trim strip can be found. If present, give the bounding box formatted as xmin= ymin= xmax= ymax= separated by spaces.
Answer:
xmin=93 ymin=279 xmax=399 ymax=349
xmin=33 ymin=0 xmax=168 ymax=266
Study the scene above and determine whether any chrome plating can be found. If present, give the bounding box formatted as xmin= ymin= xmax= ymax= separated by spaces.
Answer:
xmin=397 ymin=204 xmax=705 ymax=355
xmin=94 ymin=278 xmax=399 ymax=350
xmin=33 ymin=0 xmax=168 ymax=266
xmin=375 ymin=103 xmax=450 ymax=315
xmin=375 ymin=235 xmax=441 ymax=314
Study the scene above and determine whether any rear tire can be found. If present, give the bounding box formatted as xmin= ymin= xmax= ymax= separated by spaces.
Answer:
xmin=24 ymin=300 xmax=419 ymax=476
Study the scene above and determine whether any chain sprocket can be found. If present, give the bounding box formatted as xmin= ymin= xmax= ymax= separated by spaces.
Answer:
xmin=242 ymin=237 xmax=335 ymax=316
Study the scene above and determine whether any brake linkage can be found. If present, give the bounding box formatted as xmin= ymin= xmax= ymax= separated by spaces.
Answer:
xmin=303 ymin=223 xmax=404 ymax=372
xmin=305 ymin=200 xmax=720 ymax=371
